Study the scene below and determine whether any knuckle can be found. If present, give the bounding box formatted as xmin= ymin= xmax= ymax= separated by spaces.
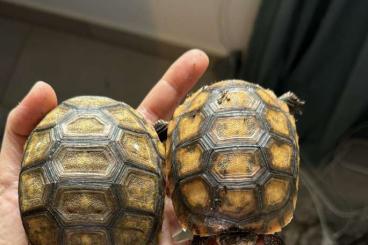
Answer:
xmin=6 ymin=108 xmax=17 ymax=125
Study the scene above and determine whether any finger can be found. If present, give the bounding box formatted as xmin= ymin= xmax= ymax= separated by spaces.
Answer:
xmin=138 ymin=49 xmax=209 ymax=123
xmin=161 ymin=197 xmax=183 ymax=245
xmin=166 ymin=197 xmax=182 ymax=237
xmin=160 ymin=201 xmax=173 ymax=245
xmin=1 ymin=81 xmax=57 ymax=164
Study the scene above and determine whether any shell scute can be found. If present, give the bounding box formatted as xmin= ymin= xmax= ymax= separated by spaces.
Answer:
xmin=167 ymin=80 xmax=299 ymax=235
xmin=20 ymin=96 xmax=164 ymax=245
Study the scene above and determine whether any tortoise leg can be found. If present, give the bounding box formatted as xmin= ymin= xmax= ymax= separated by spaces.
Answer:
xmin=154 ymin=119 xmax=168 ymax=141
xmin=261 ymin=234 xmax=284 ymax=245
xmin=191 ymin=233 xmax=284 ymax=245
xmin=278 ymin=91 xmax=305 ymax=116
xmin=217 ymin=232 xmax=258 ymax=245
xmin=192 ymin=235 xmax=217 ymax=245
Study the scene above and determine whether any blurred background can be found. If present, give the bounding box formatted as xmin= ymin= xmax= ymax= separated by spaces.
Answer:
xmin=0 ymin=0 xmax=367 ymax=244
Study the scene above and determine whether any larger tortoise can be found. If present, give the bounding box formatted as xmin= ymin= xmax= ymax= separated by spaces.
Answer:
xmin=19 ymin=96 xmax=165 ymax=245
xmin=165 ymin=80 xmax=302 ymax=244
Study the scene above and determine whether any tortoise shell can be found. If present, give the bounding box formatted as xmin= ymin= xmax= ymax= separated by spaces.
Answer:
xmin=166 ymin=80 xmax=299 ymax=236
xmin=19 ymin=96 xmax=165 ymax=245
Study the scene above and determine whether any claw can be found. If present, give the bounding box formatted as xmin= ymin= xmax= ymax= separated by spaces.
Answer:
xmin=173 ymin=229 xmax=193 ymax=243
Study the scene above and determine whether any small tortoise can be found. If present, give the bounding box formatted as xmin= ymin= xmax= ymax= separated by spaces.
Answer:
xmin=19 ymin=96 xmax=165 ymax=245
xmin=164 ymin=80 xmax=303 ymax=244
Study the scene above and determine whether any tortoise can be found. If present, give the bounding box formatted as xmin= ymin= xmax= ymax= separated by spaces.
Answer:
xmin=163 ymin=80 xmax=303 ymax=244
xmin=19 ymin=96 xmax=165 ymax=245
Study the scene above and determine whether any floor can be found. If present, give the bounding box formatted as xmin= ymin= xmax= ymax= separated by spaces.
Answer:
xmin=0 ymin=16 xmax=216 ymax=141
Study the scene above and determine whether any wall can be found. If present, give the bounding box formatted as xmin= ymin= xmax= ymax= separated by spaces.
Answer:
xmin=3 ymin=0 xmax=261 ymax=56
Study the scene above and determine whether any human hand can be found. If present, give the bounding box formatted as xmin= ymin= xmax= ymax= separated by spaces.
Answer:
xmin=0 ymin=81 xmax=58 ymax=245
xmin=138 ymin=49 xmax=209 ymax=245
xmin=0 ymin=49 xmax=209 ymax=245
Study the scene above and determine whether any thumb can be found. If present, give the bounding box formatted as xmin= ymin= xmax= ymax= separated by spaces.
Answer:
xmin=0 ymin=81 xmax=57 ymax=182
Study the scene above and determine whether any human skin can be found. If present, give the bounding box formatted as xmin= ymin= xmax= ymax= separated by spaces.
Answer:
xmin=0 ymin=49 xmax=208 ymax=245
xmin=0 ymin=49 xmax=265 ymax=245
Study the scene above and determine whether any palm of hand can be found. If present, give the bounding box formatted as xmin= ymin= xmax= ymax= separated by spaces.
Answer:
xmin=0 ymin=49 xmax=208 ymax=245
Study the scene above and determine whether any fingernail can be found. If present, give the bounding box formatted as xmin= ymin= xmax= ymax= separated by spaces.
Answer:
xmin=187 ymin=49 xmax=209 ymax=60
xmin=31 ymin=81 xmax=46 ymax=90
